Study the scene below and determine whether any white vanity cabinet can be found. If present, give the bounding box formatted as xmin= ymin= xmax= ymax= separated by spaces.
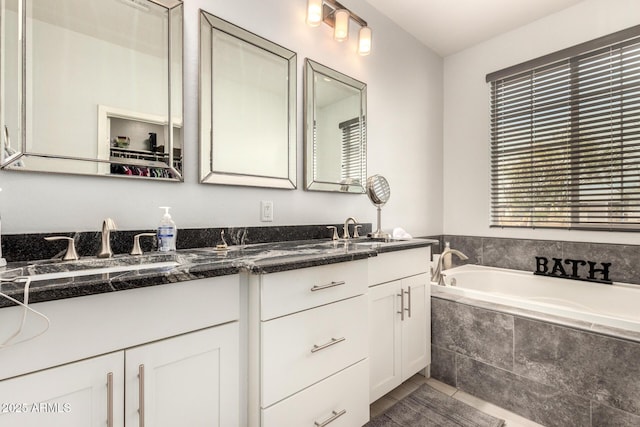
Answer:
xmin=368 ymin=247 xmax=431 ymax=403
xmin=0 ymin=275 xmax=240 ymax=427
xmin=0 ymin=324 xmax=238 ymax=427
xmin=0 ymin=352 xmax=125 ymax=426
xmin=124 ymin=323 xmax=239 ymax=427
xmin=247 ymin=259 xmax=370 ymax=427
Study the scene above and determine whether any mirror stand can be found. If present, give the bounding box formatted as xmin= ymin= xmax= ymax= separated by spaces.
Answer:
xmin=367 ymin=174 xmax=391 ymax=239
xmin=371 ymin=205 xmax=390 ymax=239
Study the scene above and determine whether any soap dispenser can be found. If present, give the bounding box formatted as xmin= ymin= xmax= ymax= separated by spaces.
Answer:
xmin=157 ymin=207 xmax=177 ymax=252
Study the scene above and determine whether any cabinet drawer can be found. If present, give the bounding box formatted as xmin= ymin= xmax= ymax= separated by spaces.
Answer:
xmin=262 ymin=359 xmax=369 ymax=427
xmin=260 ymin=259 xmax=367 ymax=320
xmin=368 ymin=247 xmax=430 ymax=286
xmin=261 ymin=295 xmax=367 ymax=407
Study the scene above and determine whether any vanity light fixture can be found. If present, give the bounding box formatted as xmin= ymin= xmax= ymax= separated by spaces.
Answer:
xmin=306 ymin=0 xmax=372 ymax=55
xmin=306 ymin=0 xmax=323 ymax=26
xmin=358 ymin=26 xmax=372 ymax=56
xmin=333 ymin=9 xmax=350 ymax=42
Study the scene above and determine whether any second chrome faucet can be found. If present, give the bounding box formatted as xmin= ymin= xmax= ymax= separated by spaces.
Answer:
xmin=97 ymin=218 xmax=117 ymax=258
xmin=431 ymin=248 xmax=468 ymax=286
xmin=342 ymin=217 xmax=361 ymax=239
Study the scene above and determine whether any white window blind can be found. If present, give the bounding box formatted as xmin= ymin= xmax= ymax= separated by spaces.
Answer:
xmin=488 ymin=25 xmax=640 ymax=230
xmin=339 ymin=117 xmax=366 ymax=184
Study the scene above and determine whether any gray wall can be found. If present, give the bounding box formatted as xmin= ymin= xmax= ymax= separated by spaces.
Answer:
xmin=433 ymin=235 xmax=640 ymax=285
xmin=0 ymin=0 xmax=444 ymax=236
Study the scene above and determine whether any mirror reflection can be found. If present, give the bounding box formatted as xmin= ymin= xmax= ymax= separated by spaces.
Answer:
xmin=0 ymin=0 xmax=183 ymax=180
xmin=304 ymin=59 xmax=367 ymax=193
xmin=199 ymin=11 xmax=296 ymax=189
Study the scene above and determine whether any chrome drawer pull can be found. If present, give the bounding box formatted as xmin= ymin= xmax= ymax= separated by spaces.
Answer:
xmin=405 ymin=286 xmax=412 ymax=318
xmin=311 ymin=337 xmax=346 ymax=353
xmin=139 ymin=364 xmax=145 ymax=427
xmin=311 ymin=281 xmax=346 ymax=292
xmin=397 ymin=291 xmax=405 ymax=321
xmin=107 ymin=372 xmax=114 ymax=427
xmin=314 ymin=409 xmax=347 ymax=427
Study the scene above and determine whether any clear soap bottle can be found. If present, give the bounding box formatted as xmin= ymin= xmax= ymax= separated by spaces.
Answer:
xmin=157 ymin=207 xmax=177 ymax=252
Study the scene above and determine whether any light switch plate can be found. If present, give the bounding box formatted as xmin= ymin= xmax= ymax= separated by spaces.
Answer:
xmin=260 ymin=201 xmax=274 ymax=222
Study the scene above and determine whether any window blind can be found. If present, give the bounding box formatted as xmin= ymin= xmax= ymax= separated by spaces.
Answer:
xmin=339 ymin=117 xmax=366 ymax=184
xmin=489 ymin=26 xmax=640 ymax=230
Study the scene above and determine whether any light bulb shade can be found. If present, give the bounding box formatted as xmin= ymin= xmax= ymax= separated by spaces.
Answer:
xmin=306 ymin=0 xmax=323 ymax=27
xmin=358 ymin=26 xmax=372 ymax=55
xmin=333 ymin=9 xmax=350 ymax=42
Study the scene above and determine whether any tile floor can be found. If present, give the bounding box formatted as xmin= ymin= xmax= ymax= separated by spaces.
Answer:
xmin=370 ymin=374 xmax=545 ymax=427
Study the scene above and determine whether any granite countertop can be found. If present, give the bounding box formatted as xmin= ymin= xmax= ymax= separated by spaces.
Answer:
xmin=0 ymin=238 xmax=436 ymax=307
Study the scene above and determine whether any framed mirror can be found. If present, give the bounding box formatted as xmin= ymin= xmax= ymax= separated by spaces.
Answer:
xmin=0 ymin=0 xmax=184 ymax=181
xmin=199 ymin=11 xmax=296 ymax=189
xmin=304 ymin=59 xmax=367 ymax=193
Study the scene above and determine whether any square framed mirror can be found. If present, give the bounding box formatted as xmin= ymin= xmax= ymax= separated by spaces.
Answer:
xmin=304 ymin=59 xmax=367 ymax=193
xmin=0 ymin=0 xmax=184 ymax=181
xmin=199 ymin=11 xmax=297 ymax=189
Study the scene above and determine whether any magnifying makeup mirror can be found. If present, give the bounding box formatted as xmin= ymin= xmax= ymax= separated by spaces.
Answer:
xmin=366 ymin=175 xmax=391 ymax=239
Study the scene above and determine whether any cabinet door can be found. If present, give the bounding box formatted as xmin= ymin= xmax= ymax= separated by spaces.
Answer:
xmin=0 ymin=352 xmax=124 ymax=427
xmin=401 ymin=273 xmax=429 ymax=381
xmin=368 ymin=280 xmax=402 ymax=403
xmin=125 ymin=323 xmax=239 ymax=427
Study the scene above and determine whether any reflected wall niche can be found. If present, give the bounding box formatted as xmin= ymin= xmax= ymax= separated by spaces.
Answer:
xmin=199 ymin=10 xmax=297 ymax=189
xmin=0 ymin=0 xmax=184 ymax=181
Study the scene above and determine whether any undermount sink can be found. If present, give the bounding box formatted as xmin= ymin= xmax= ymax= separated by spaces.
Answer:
xmin=352 ymin=236 xmax=404 ymax=243
xmin=19 ymin=261 xmax=180 ymax=282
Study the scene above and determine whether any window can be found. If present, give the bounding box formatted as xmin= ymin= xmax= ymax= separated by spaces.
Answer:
xmin=340 ymin=117 xmax=366 ymax=184
xmin=488 ymin=25 xmax=640 ymax=230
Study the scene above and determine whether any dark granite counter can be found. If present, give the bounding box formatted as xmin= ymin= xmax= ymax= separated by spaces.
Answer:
xmin=0 ymin=238 xmax=436 ymax=307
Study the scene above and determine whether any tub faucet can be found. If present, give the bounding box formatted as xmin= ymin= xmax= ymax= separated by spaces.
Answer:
xmin=97 ymin=218 xmax=117 ymax=258
xmin=342 ymin=217 xmax=359 ymax=239
xmin=432 ymin=248 xmax=468 ymax=286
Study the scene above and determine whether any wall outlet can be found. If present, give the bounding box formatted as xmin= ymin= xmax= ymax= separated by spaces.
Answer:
xmin=260 ymin=200 xmax=274 ymax=222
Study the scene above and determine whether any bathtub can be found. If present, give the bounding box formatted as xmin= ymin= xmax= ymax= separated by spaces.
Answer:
xmin=430 ymin=264 xmax=640 ymax=425
xmin=431 ymin=264 xmax=640 ymax=334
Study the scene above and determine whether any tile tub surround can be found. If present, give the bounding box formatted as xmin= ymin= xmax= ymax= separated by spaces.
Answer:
xmin=434 ymin=235 xmax=640 ymax=285
xmin=431 ymin=296 xmax=640 ymax=427
xmin=0 ymin=223 xmax=373 ymax=263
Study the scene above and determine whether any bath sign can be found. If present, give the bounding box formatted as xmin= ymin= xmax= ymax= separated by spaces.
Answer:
xmin=534 ymin=256 xmax=612 ymax=284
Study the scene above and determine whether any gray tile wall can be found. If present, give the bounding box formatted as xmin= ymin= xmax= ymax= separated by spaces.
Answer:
xmin=433 ymin=235 xmax=640 ymax=285
xmin=431 ymin=297 xmax=640 ymax=427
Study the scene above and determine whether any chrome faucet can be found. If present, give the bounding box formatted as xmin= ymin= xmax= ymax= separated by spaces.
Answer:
xmin=97 ymin=218 xmax=117 ymax=258
xmin=342 ymin=217 xmax=359 ymax=239
xmin=431 ymin=248 xmax=468 ymax=286
xmin=45 ymin=236 xmax=79 ymax=261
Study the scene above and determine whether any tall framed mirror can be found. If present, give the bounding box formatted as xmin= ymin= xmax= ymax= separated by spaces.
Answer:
xmin=304 ymin=59 xmax=367 ymax=193
xmin=0 ymin=0 xmax=184 ymax=181
xmin=199 ymin=11 xmax=296 ymax=189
